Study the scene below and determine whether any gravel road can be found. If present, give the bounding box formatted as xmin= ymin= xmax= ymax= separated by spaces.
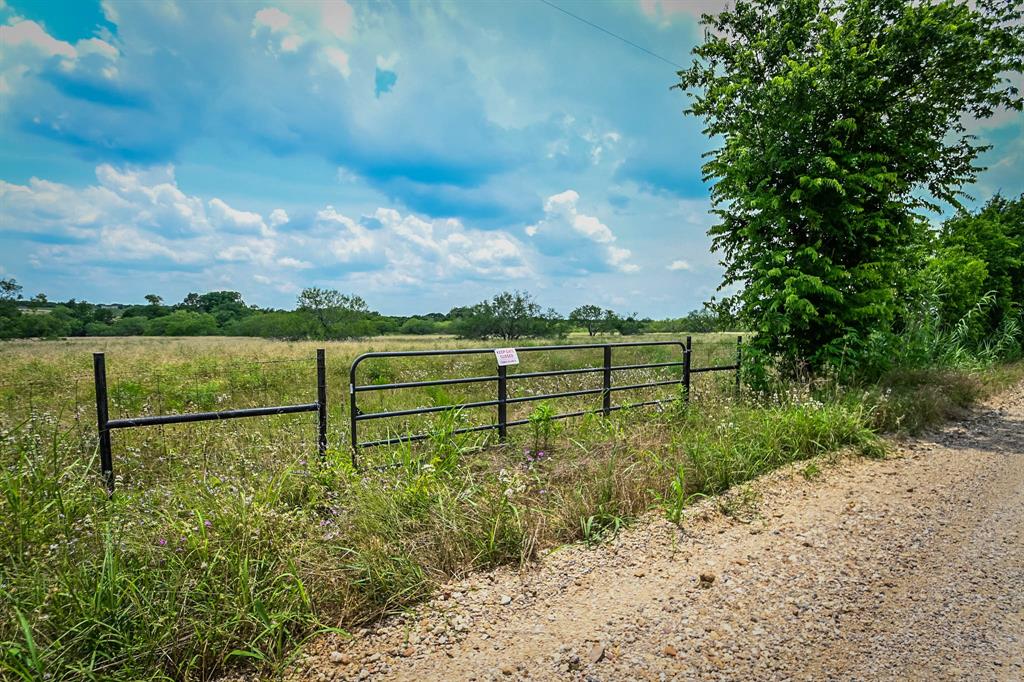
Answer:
xmin=297 ymin=382 xmax=1024 ymax=681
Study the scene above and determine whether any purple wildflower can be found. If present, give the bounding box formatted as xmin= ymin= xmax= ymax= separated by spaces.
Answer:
xmin=157 ymin=538 xmax=167 ymax=546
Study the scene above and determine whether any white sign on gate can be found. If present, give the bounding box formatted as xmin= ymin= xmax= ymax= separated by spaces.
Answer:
xmin=494 ymin=347 xmax=520 ymax=366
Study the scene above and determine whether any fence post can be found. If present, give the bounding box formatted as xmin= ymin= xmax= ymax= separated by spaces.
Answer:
xmin=316 ymin=349 xmax=327 ymax=458
xmin=93 ymin=353 xmax=114 ymax=494
xmin=735 ymin=335 xmax=743 ymax=397
xmin=497 ymin=364 xmax=508 ymax=442
xmin=683 ymin=336 xmax=692 ymax=403
xmin=349 ymin=370 xmax=358 ymax=469
xmin=602 ymin=345 xmax=612 ymax=417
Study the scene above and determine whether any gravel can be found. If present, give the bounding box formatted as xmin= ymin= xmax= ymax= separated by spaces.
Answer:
xmin=293 ymin=382 xmax=1024 ymax=681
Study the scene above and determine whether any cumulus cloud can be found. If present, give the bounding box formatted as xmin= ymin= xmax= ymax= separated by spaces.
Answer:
xmin=208 ymin=198 xmax=271 ymax=236
xmin=0 ymin=20 xmax=77 ymax=59
xmin=525 ymin=190 xmax=639 ymax=273
xmin=667 ymin=259 xmax=692 ymax=271
xmin=269 ymin=208 xmax=290 ymax=227
xmin=0 ymin=164 xmax=536 ymax=296
xmin=307 ymin=205 xmax=533 ymax=281
xmin=252 ymin=7 xmax=291 ymax=32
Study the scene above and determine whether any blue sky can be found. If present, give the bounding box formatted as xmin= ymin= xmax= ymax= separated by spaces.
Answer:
xmin=0 ymin=0 xmax=1020 ymax=317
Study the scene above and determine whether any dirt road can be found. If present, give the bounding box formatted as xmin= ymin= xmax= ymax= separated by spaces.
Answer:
xmin=300 ymin=383 xmax=1024 ymax=681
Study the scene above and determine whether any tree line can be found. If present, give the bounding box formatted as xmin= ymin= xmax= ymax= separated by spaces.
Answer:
xmin=0 ymin=284 xmax=738 ymax=341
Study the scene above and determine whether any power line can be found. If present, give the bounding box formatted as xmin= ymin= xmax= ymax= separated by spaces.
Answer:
xmin=537 ymin=0 xmax=684 ymax=70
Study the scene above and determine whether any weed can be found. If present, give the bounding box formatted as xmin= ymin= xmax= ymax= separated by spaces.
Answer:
xmin=717 ymin=484 xmax=761 ymax=522
xmin=799 ymin=461 xmax=821 ymax=480
xmin=528 ymin=401 xmax=558 ymax=452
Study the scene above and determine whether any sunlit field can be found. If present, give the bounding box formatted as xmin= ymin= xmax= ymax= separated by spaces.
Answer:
xmin=0 ymin=333 xmax=742 ymax=480
xmin=2 ymin=332 xmax=952 ymax=681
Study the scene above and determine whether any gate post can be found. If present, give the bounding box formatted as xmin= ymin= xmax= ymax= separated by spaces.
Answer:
xmin=316 ymin=349 xmax=327 ymax=458
xmin=735 ymin=335 xmax=743 ymax=397
xmin=349 ymin=366 xmax=359 ymax=469
xmin=602 ymin=345 xmax=612 ymax=417
xmin=497 ymin=364 xmax=508 ymax=442
xmin=93 ymin=353 xmax=114 ymax=494
xmin=683 ymin=336 xmax=692 ymax=403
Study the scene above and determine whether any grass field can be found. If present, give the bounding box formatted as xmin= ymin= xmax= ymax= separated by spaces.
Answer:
xmin=0 ymin=333 xmax=742 ymax=476
xmin=2 ymin=333 xmax=1013 ymax=681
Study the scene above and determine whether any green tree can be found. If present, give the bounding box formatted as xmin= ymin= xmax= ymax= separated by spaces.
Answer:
xmin=146 ymin=310 xmax=219 ymax=336
xmin=569 ymin=305 xmax=605 ymax=336
xmin=1 ymin=277 xmax=22 ymax=302
xmin=144 ymin=294 xmax=163 ymax=306
xmin=399 ymin=317 xmax=437 ymax=335
xmin=453 ymin=291 xmax=561 ymax=340
xmin=296 ymin=288 xmax=370 ymax=338
xmin=938 ymin=194 xmax=1024 ymax=331
xmin=677 ymin=0 xmax=1024 ymax=375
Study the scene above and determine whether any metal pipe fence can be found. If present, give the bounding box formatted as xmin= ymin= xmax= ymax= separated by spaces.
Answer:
xmin=348 ymin=336 xmax=742 ymax=468
xmin=82 ymin=337 xmax=742 ymax=491
xmin=92 ymin=349 xmax=327 ymax=494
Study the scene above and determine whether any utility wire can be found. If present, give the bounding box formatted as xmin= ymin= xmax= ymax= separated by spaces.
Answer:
xmin=537 ymin=0 xmax=684 ymax=70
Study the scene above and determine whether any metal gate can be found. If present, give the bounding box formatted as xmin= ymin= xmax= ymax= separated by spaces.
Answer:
xmin=348 ymin=336 xmax=741 ymax=467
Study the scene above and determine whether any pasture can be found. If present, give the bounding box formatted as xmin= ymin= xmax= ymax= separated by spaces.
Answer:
xmin=1 ymin=333 xmax=893 ymax=681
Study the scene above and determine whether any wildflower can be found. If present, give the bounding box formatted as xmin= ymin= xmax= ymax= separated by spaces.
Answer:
xmin=157 ymin=538 xmax=167 ymax=546
xmin=204 ymin=520 xmax=212 ymax=528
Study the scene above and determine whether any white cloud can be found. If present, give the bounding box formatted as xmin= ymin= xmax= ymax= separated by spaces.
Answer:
xmin=302 ymin=205 xmax=532 ymax=280
xmin=269 ymin=208 xmax=290 ymax=227
xmin=526 ymin=189 xmax=638 ymax=273
xmin=667 ymin=259 xmax=692 ymax=271
xmin=209 ymin=197 xmax=270 ymax=236
xmin=252 ymin=7 xmax=291 ymax=32
xmin=0 ymin=166 xmax=291 ymax=270
xmin=376 ymin=52 xmax=399 ymax=70
xmin=322 ymin=46 xmax=350 ymax=78
xmin=322 ymin=0 xmax=354 ymax=39
xmin=0 ymin=20 xmax=76 ymax=59
xmin=277 ymin=256 xmax=311 ymax=269
xmin=280 ymin=33 xmax=303 ymax=52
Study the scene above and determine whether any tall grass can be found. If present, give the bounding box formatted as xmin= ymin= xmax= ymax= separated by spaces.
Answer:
xmin=1 ymin=334 xmax=1020 ymax=680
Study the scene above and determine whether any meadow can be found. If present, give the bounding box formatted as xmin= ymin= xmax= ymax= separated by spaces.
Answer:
xmin=1 ymin=333 xmax=1016 ymax=681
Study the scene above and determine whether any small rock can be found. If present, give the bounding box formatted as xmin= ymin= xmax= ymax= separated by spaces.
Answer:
xmin=401 ymin=646 xmax=415 ymax=657
xmin=328 ymin=651 xmax=346 ymax=665
xmin=662 ymin=644 xmax=678 ymax=658
xmin=588 ymin=642 xmax=605 ymax=664
xmin=501 ymin=664 xmax=515 ymax=675
xmin=698 ymin=572 xmax=716 ymax=588
xmin=499 ymin=594 xmax=513 ymax=605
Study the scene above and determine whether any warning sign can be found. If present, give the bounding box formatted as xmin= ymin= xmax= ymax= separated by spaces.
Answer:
xmin=494 ymin=347 xmax=520 ymax=366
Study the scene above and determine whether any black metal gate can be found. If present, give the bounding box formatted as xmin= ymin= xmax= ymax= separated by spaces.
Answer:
xmin=348 ymin=336 xmax=741 ymax=467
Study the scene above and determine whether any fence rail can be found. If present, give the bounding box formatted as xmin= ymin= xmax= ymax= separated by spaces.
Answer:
xmin=348 ymin=336 xmax=741 ymax=467
xmin=87 ymin=337 xmax=741 ymax=492
xmin=93 ymin=349 xmax=327 ymax=493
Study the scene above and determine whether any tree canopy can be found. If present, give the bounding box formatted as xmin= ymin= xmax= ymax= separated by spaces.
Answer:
xmin=678 ymin=0 xmax=1024 ymax=375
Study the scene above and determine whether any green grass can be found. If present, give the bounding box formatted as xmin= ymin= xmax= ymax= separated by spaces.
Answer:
xmin=1 ymin=335 xmax=1019 ymax=681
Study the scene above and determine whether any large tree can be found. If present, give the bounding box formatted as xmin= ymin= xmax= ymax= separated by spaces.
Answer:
xmin=569 ymin=305 xmax=607 ymax=336
xmin=453 ymin=291 xmax=563 ymax=340
xmin=296 ymin=287 xmax=370 ymax=337
xmin=677 ymin=0 xmax=1023 ymax=375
